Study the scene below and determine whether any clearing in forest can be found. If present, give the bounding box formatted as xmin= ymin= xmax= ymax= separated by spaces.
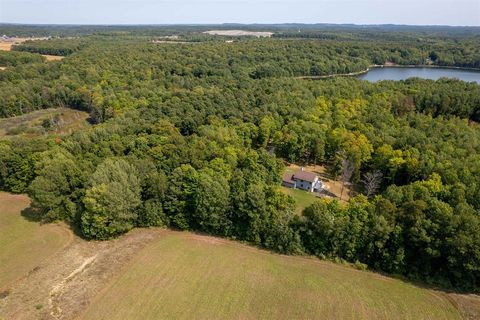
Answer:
xmin=281 ymin=163 xmax=353 ymax=214
xmin=0 ymin=107 xmax=90 ymax=138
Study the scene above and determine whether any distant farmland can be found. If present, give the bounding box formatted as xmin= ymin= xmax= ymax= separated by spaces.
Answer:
xmin=203 ymin=30 xmax=274 ymax=37
xmin=80 ymin=232 xmax=463 ymax=320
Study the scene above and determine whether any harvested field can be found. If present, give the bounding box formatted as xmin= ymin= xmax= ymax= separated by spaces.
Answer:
xmin=41 ymin=54 xmax=64 ymax=61
xmin=0 ymin=193 xmax=71 ymax=291
xmin=79 ymin=231 xmax=463 ymax=320
xmin=0 ymin=210 xmax=162 ymax=320
xmin=0 ymin=107 xmax=90 ymax=138
xmin=0 ymin=193 xmax=477 ymax=320
xmin=203 ymin=30 xmax=274 ymax=37
xmin=0 ymin=38 xmax=64 ymax=61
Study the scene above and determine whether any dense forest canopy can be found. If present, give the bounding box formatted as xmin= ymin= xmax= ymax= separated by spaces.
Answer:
xmin=0 ymin=24 xmax=479 ymax=293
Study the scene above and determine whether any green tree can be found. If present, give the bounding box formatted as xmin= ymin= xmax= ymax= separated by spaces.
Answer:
xmin=81 ymin=158 xmax=141 ymax=239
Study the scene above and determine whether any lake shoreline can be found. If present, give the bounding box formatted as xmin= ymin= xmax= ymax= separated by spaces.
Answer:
xmin=298 ymin=64 xmax=480 ymax=80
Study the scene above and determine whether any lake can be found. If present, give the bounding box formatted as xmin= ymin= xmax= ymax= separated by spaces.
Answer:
xmin=357 ymin=67 xmax=480 ymax=83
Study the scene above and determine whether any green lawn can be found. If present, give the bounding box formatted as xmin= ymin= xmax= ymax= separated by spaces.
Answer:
xmin=281 ymin=186 xmax=320 ymax=214
xmin=0 ymin=193 xmax=71 ymax=289
xmin=80 ymin=231 xmax=461 ymax=320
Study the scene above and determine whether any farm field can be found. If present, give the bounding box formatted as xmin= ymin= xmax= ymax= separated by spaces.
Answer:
xmin=0 ymin=38 xmax=64 ymax=61
xmin=0 ymin=193 xmax=71 ymax=290
xmin=80 ymin=232 xmax=463 ymax=320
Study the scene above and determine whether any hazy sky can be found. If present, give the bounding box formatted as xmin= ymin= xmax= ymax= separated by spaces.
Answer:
xmin=1 ymin=0 xmax=479 ymax=26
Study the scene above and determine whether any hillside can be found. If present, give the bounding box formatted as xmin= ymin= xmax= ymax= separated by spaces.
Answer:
xmin=1 ymin=193 xmax=478 ymax=320
xmin=80 ymin=232 xmax=463 ymax=320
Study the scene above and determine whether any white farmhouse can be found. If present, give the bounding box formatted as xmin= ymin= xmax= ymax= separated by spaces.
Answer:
xmin=282 ymin=168 xmax=323 ymax=193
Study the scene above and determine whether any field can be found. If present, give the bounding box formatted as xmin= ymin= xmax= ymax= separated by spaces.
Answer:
xmin=0 ymin=193 xmax=71 ymax=291
xmin=203 ymin=30 xmax=274 ymax=37
xmin=80 ymin=232 xmax=462 ymax=320
xmin=0 ymin=38 xmax=64 ymax=61
xmin=0 ymin=193 xmax=478 ymax=319
xmin=0 ymin=107 xmax=90 ymax=138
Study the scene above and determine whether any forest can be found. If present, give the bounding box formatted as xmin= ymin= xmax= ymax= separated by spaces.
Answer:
xmin=0 ymin=25 xmax=479 ymax=293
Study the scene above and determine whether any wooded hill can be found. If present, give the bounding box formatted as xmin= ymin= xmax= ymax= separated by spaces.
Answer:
xmin=0 ymin=25 xmax=479 ymax=293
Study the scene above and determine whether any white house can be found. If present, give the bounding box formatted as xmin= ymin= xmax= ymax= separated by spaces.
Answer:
xmin=282 ymin=168 xmax=323 ymax=193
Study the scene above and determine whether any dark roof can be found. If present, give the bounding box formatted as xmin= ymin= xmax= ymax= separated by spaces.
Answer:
xmin=293 ymin=170 xmax=318 ymax=183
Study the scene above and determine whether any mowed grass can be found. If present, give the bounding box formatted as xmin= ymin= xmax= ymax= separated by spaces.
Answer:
xmin=81 ymin=232 xmax=461 ymax=320
xmin=0 ymin=193 xmax=71 ymax=289
xmin=281 ymin=186 xmax=320 ymax=214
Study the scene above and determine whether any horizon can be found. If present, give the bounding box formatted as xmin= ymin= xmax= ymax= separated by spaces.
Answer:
xmin=1 ymin=0 xmax=479 ymax=26
xmin=1 ymin=23 xmax=480 ymax=27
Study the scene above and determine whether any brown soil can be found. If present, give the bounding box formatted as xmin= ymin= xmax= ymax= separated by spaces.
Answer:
xmin=0 ymin=228 xmax=163 ymax=320
xmin=447 ymin=294 xmax=480 ymax=320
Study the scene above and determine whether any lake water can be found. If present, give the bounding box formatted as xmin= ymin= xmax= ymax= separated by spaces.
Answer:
xmin=357 ymin=67 xmax=480 ymax=84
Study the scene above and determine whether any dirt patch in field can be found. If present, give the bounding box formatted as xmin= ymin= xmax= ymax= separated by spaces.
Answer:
xmin=0 ymin=228 xmax=163 ymax=320
xmin=42 ymin=55 xmax=64 ymax=62
xmin=447 ymin=294 xmax=480 ymax=320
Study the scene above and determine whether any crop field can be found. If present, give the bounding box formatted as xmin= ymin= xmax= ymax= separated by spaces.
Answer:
xmin=79 ymin=232 xmax=463 ymax=320
xmin=0 ymin=193 xmax=71 ymax=290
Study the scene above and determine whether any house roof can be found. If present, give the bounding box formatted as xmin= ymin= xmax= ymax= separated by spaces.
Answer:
xmin=282 ymin=172 xmax=295 ymax=184
xmin=293 ymin=170 xmax=318 ymax=183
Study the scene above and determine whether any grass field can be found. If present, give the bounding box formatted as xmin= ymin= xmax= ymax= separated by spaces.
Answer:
xmin=0 ymin=193 xmax=71 ymax=290
xmin=0 ymin=107 xmax=89 ymax=138
xmin=80 ymin=232 xmax=462 ymax=320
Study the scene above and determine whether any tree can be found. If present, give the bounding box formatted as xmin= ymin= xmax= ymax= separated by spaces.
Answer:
xmin=192 ymin=170 xmax=230 ymax=234
xmin=29 ymin=148 xmax=86 ymax=221
xmin=81 ymin=158 xmax=141 ymax=239
xmin=340 ymin=159 xmax=354 ymax=201
xmin=361 ymin=170 xmax=383 ymax=198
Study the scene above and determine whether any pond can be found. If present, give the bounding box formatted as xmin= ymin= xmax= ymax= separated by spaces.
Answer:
xmin=356 ymin=67 xmax=480 ymax=84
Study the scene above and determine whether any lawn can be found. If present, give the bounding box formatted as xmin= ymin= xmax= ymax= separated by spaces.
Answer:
xmin=281 ymin=186 xmax=320 ymax=214
xmin=0 ymin=193 xmax=71 ymax=290
xmin=80 ymin=231 xmax=461 ymax=320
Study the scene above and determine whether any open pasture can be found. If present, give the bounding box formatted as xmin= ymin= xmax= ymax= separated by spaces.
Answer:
xmin=0 ymin=193 xmax=71 ymax=290
xmin=80 ymin=231 xmax=463 ymax=320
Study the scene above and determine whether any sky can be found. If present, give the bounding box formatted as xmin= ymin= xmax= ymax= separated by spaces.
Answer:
xmin=0 ymin=0 xmax=479 ymax=26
